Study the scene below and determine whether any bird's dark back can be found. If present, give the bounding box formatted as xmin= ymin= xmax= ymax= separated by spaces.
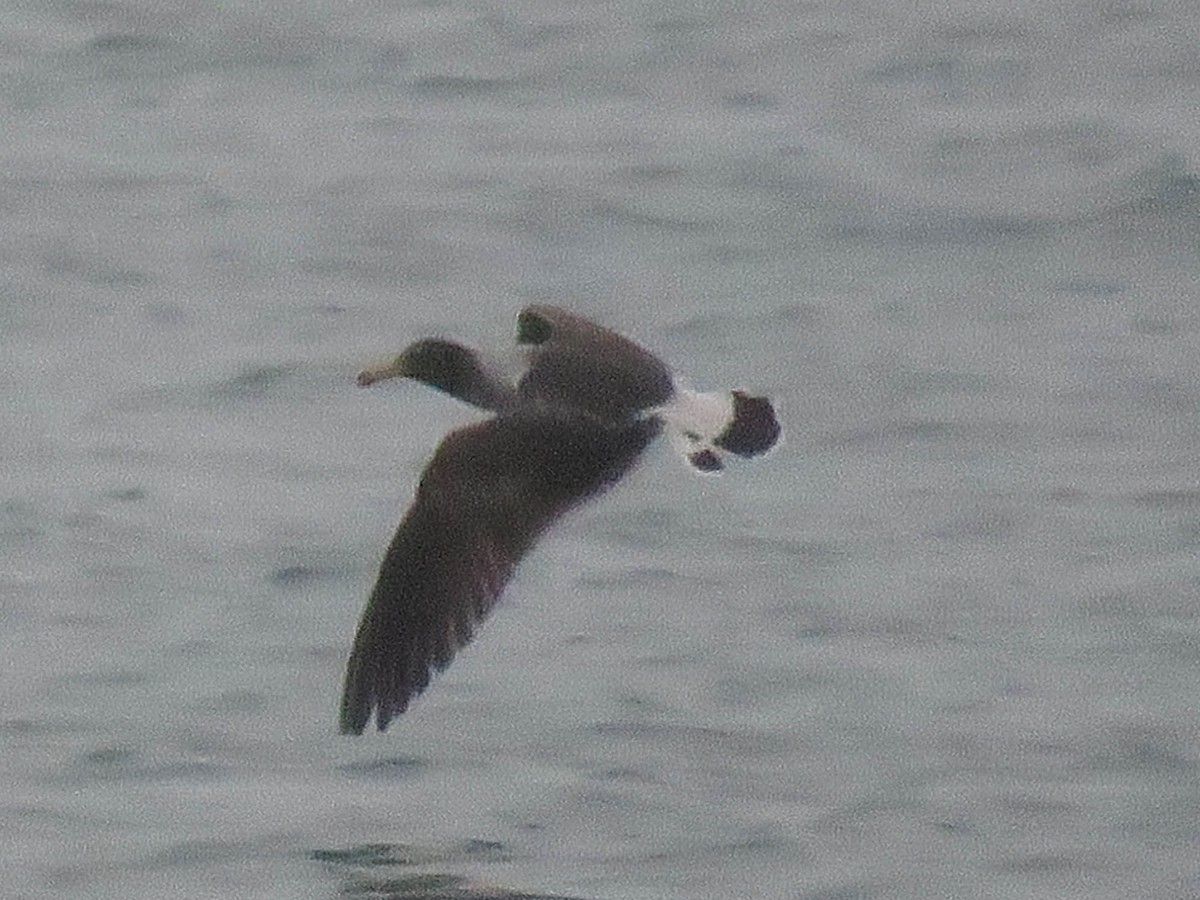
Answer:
xmin=516 ymin=305 xmax=676 ymax=424
xmin=520 ymin=348 xmax=674 ymax=424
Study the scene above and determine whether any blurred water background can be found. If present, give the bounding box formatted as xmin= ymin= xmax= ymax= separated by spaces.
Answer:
xmin=3 ymin=1 xmax=1200 ymax=898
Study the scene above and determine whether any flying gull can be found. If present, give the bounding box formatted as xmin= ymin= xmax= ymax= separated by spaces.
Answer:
xmin=340 ymin=305 xmax=780 ymax=734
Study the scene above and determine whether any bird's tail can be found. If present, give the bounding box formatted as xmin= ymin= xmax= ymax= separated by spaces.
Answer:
xmin=655 ymin=388 xmax=781 ymax=474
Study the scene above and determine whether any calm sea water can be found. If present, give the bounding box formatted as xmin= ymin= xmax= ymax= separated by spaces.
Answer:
xmin=4 ymin=1 xmax=1200 ymax=898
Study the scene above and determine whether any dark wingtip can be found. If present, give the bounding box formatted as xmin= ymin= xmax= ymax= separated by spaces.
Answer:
xmin=339 ymin=697 xmax=399 ymax=735
xmin=715 ymin=391 xmax=781 ymax=457
xmin=339 ymin=683 xmax=370 ymax=735
xmin=339 ymin=656 xmax=393 ymax=735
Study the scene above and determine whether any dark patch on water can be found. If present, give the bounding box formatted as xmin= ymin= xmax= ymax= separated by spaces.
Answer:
xmin=593 ymin=507 xmax=684 ymax=550
xmin=886 ymin=366 xmax=992 ymax=397
xmin=1046 ymin=486 xmax=1087 ymax=505
xmin=574 ymin=566 xmax=690 ymax=589
xmin=72 ymin=745 xmax=228 ymax=783
xmin=724 ymin=91 xmax=781 ymax=110
xmin=141 ymin=839 xmax=248 ymax=869
xmin=928 ymin=505 xmax=1017 ymax=542
xmin=997 ymin=792 xmax=1079 ymax=817
xmin=649 ymin=15 xmax=707 ymax=36
xmin=3 ymin=713 xmax=106 ymax=738
xmin=210 ymin=364 xmax=296 ymax=402
xmin=1072 ymin=589 xmax=1144 ymax=618
xmin=271 ymin=564 xmax=338 ymax=587
xmin=714 ymin=665 xmax=832 ymax=705
xmin=323 ymin=839 xmax=510 ymax=866
xmin=411 ymin=75 xmax=519 ymax=100
xmin=869 ymin=50 xmax=1025 ymax=103
xmin=143 ymin=301 xmax=188 ymax=325
xmin=481 ymin=16 xmax=578 ymax=52
xmin=1085 ymin=725 xmax=1197 ymax=775
xmin=82 ymin=747 xmax=131 ymax=766
xmin=337 ymin=755 xmax=428 ymax=780
xmin=336 ymin=873 xmax=579 ymax=899
xmin=930 ymin=818 xmax=978 ymax=835
xmin=794 ymin=883 xmax=877 ymax=900
xmin=610 ymin=162 xmax=684 ymax=184
xmin=298 ymin=248 xmax=449 ymax=286
xmin=590 ymin=199 xmax=714 ymax=233
xmin=42 ymin=243 xmax=152 ymax=288
xmin=0 ymin=498 xmax=42 ymax=542
xmin=868 ymin=54 xmax=962 ymax=85
xmin=834 ymin=209 xmax=1055 ymax=246
xmin=794 ymin=620 xmax=841 ymax=642
xmin=312 ymin=839 xmax=540 ymax=899
xmin=991 ymin=853 xmax=1091 ymax=875
xmin=192 ymin=689 xmax=269 ymax=715
xmin=1129 ymin=313 xmax=1178 ymax=335
xmin=768 ymin=300 xmax=826 ymax=327
xmin=938 ymin=19 xmax=1035 ymax=44
xmin=85 ymin=33 xmax=167 ymax=54
xmin=0 ymin=282 xmax=37 ymax=332
xmin=103 ymin=486 xmax=147 ymax=502
xmin=313 ymin=838 xmax=585 ymax=900
xmin=168 ymin=638 xmax=220 ymax=658
xmin=730 ymin=534 xmax=850 ymax=567
xmin=54 ymin=667 xmax=148 ymax=689
xmin=825 ymin=417 xmax=966 ymax=449
xmin=1050 ymin=278 xmax=1126 ymax=296
xmin=358 ymin=42 xmax=411 ymax=81
xmin=341 ymin=872 xmax=463 ymax=897
xmin=1126 ymin=154 xmax=1200 ymax=214
xmin=1129 ymin=489 xmax=1200 ymax=510
xmin=591 ymin=721 xmax=795 ymax=757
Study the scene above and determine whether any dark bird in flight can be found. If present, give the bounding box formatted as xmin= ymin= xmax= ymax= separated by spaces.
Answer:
xmin=340 ymin=306 xmax=780 ymax=734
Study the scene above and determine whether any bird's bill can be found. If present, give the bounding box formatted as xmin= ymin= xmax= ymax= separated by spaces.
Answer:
xmin=356 ymin=354 xmax=411 ymax=387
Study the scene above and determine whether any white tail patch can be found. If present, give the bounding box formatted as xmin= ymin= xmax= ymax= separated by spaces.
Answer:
xmin=655 ymin=387 xmax=736 ymax=475
xmin=654 ymin=385 xmax=782 ymax=475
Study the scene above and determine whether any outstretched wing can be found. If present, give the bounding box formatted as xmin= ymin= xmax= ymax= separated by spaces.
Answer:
xmin=340 ymin=409 xmax=660 ymax=734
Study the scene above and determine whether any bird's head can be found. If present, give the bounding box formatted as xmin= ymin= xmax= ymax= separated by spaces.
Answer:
xmin=356 ymin=339 xmax=477 ymax=397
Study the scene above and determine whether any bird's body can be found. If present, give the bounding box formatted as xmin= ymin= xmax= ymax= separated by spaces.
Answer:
xmin=341 ymin=306 xmax=780 ymax=734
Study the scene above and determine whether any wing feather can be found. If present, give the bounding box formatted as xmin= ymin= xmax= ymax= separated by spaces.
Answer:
xmin=340 ymin=410 xmax=659 ymax=734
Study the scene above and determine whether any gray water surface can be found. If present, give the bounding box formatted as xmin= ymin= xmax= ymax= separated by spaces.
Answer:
xmin=4 ymin=2 xmax=1200 ymax=898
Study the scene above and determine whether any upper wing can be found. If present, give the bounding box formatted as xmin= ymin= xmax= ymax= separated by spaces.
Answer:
xmin=515 ymin=305 xmax=676 ymax=421
xmin=340 ymin=409 xmax=660 ymax=734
